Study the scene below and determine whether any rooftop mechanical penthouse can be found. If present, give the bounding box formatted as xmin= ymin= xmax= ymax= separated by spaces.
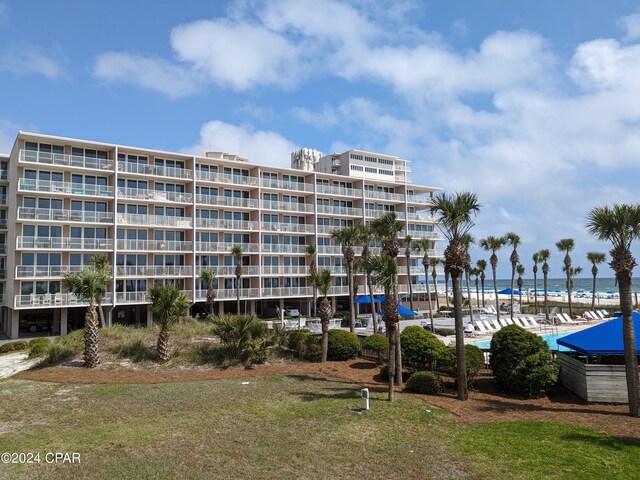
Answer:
xmin=0 ymin=132 xmax=443 ymax=339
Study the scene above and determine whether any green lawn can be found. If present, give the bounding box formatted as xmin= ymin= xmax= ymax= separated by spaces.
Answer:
xmin=0 ymin=375 xmax=638 ymax=479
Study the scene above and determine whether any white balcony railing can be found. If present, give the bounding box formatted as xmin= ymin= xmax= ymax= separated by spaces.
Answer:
xmin=260 ymin=178 xmax=314 ymax=192
xmin=199 ymin=288 xmax=260 ymax=300
xmin=316 ymin=184 xmax=362 ymax=197
xmin=260 ymin=266 xmax=309 ymax=275
xmin=316 ymin=205 xmax=362 ymax=217
xmin=196 ymin=219 xmax=259 ymax=230
xmin=260 ymin=222 xmax=315 ymax=233
xmin=18 ymin=178 xmax=114 ymax=197
xmin=406 ymin=195 xmax=432 ymax=205
xmin=117 ymin=187 xmax=192 ymax=203
xmin=261 ymin=200 xmax=314 ymax=213
xmin=364 ymin=190 xmax=405 ymax=202
xmin=196 ymin=265 xmax=260 ymax=276
xmin=261 ymin=244 xmax=307 ymax=254
xmin=195 ymin=171 xmax=257 ymax=186
xmin=15 ymin=265 xmax=108 ymax=278
xmin=115 ymin=265 xmax=192 ymax=277
xmin=196 ymin=194 xmax=257 ymax=209
xmin=19 ymin=149 xmax=115 ymax=171
xmin=17 ymin=236 xmax=113 ymax=250
xmin=117 ymin=161 xmax=192 ymax=179
xmin=116 ymin=239 xmax=192 ymax=252
xmin=261 ymin=286 xmax=312 ymax=297
xmin=15 ymin=292 xmax=114 ymax=309
xmin=18 ymin=207 xmax=114 ymax=224
xmin=117 ymin=214 xmax=192 ymax=228
xmin=196 ymin=242 xmax=260 ymax=253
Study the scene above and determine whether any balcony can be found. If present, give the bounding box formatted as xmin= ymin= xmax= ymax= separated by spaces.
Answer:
xmin=195 ymin=171 xmax=257 ymax=186
xmin=406 ymin=194 xmax=432 ymax=205
xmin=198 ymin=288 xmax=260 ymax=300
xmin=261 ymin=200 xmax=314 ymax=213
xmin=316 ymin=225 xmax=334 ymax=235
xmin=316 ymin=205 xmax=362 ymax=217
xmin=117 ymin=213 xmax=191 ymax=228
xmin=317 ymin=245 xmax=342 ymax=255
xmin=18 ymin=178 xmax=114 ymax=198
xmin=19 ymin=149 xmax=115 ymax=171
xmin=364 ymin=190 xmax=405 ymax=202
xmin=115 ymin=291 xmax=149 ymax=304
xmin=117 ymin=161 xmax=192 ymax=180
xmin=118 ymin=187 xmax=192 ymax=204
xmin=116 ymin=239 xmax=192 ymax=252
xmin=260 ymin=178 xmax=314 ymax=192
xmin=365 ymin=209 xmax=404 ymax=219
xmin=115 ymin=265 xmax=193 ymax=277
xmin=195 ymin=218 xmax=259 ymax=231
xmin=261 ymin=286 xmax=312 ymax=298
xmin=404 ymin=230 xmax=440 ymax=240
xmin=397 ymin=266 xmax=428 ymax=275
xmin=261 ymin=244 xmax=307 ymax=254
xmin=16 ymin=264 xmax=109 ymax=278
xmin=316 ymin=184 xmax=362 ymax=197
xmin=196 ymin=242 xmax=260 ymax=253
xmin=14 ymin=292 xmax=114 ymax=309
xmin=18 ymin=207 xmax=114 ymax=224
xmin=260 ymin=266 xmax=309 ymax=275
xmin=196 ymin=194 xmax=257 ymax=209
xmin=17 ymin=237 xmax=113 ymax=250
xmin=260 ymin=222 xmax=315 ymax=233
xmin=196 ymin=265 xmax=260 ymax=276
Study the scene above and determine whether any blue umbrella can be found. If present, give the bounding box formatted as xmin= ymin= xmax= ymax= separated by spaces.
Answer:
xmin=497 ymin=288 xmax=521 ymax=295
xmin=354 ymin=295 xmax=385 ymax=304
xmin=379 ymin=304 xmax=418 ymax=316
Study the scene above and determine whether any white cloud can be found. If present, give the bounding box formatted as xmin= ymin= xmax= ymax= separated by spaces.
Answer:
xmin=185 ymin=120 xmax=297 ymax=167
xmin=620 ymin=12 xmax=640 ymax=41
xmin=0 ymin=2 xmax=9 ymax=25
xmin=0 ymin=45 xmax=65 ymax=79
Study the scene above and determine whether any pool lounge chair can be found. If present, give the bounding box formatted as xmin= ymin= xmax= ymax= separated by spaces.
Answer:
xmin=488 ymin=319 xmax=502 ymax=331
xmin=516 ymin=317 xmax=530 ymax=328
xmin=526 ymin=316 xmax=541 ymax=328
xmin=498 ymin=318 xmax=508 ymax=328
xmin=475 ymin=321 xmax=490 ymax=334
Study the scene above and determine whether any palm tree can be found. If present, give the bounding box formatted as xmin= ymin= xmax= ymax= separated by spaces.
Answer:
xmin=430 ymin=258 xmax=441 ymax=310
xmin=556 ymin=238 xmax=576 ymax=317
xmin=444 ymin=269 xmax=451 ymax=307
xmin=505 ymin=232 xmax=521 ymax=319
xmin=479 ymin=236 xmax=505 ymax=321
xmin=516 ymin=264 xmax=525 ymax=307
xmin=364 ymin=254 xmax=400 ymax=401
xmin=563 ymin=265 xmax=583 ymax=313
xmin=461 ymin=233 xmax=474 ymax=323
xmin=88 ymin=254 xmax=110 ymax=328
xmin=414 ymin=237 xmax=435 ymax=333
xmin=476 ymin=259 xmax=487 ymax=307
xmin=305 ymin=244 xmax=318 ymax=317
xmin=403 ymin=235 xmax=415 ymax=312
xmin=471 ymin=267 xmax=481 ymax=308
xmin=148 ymin=283 xmax=191 ymax=362
xmin=355 ymin=224 xmax=378 ymax=332
xmin=430 ymin=191 xmax=481 ymax=401
xmin=198 ymin=269 xmax=217 ymax=316
xmin=586 ymin=252 xmax=606 ymax=311
xmin=538 ymin=248 xmax=551 ymax=323
xmin=308 ymin=268 xmax=333 ymax=362
xmin=62 ymin=267 xmax=111 ymax=368
xmin=587 ymin=204 xmax=640 ymax=417
xmin=532 ymin=252 xmax=541 ymax=313
xmin=231 ymin=244 xmax=244 ymax=315
xmin=370 ymin=212 xmax=404 ymax=383
xmin=331 ymin=226 xmax=359 ymax=333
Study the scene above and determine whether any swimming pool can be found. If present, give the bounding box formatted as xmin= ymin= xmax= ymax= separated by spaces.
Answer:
xmin=471 ymin=332 xmax=571 ymax=351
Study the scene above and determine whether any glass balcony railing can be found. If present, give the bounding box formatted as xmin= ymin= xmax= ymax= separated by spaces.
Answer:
xmin=260 ymin=178 xmax=314 ymax=192
xmin=261 ymin=200 xmax=314 ymax=213
xmin=195 ymin=218 xmax=259 ymax=230
xmin=118 ymin=187 xmax=192 ymax=203
xmin=261 ymin=286 xmax=312 ymax=298
xmin=17 ymin=236 xmax=113 ymax=250
xmin=15 ymin=292 xmax=114 ymax=309
xmin=15 ymin=265 xmax=109 ymax=278
xmin=195 ymin=266 xmax=259 ymax=276
xmin=117 ymin=161 xmax=192 ymax=179
xmin=18 ymin=207 xmax=114 ymax=224
xmin=316 ymin=184 xmax=362 ymax=197
xmin=364 ymin=190 xmax=405 ymax=202
xmin=261 ymin=244 xmax=307 ymax=254
xmin=260 ymin=222 xmax=314 ymax=233
xmin=19 ymin=149 xmax=114 ymax=171
xmin=196 ymin=242 xmax=260 ymax=253
xmin=116 ymin=239 xmax=192 ymax=252
xmin=0 ymin=194 xmax=6 ymax=205
xmin=195 ymin=171 xmax=257 ymax=186
xmin=117 ymin=213 xmax=191 ymax=228
xmin=260 ymin=266 xmax=309 ymax=275
xmin=196 ymin=194 xmax=257 ymax=209
xmin=115 ymin=266 xmax=192 ymax=277
xmin=406 ymin=194 xmax=432 ymax=205
xmin=198 ymin=288 xmax=260 ymax=300
xmin=316 ymin=205 xmax=362 ymax=217
xmin=18 ymin=178 xmax=113 ymax=197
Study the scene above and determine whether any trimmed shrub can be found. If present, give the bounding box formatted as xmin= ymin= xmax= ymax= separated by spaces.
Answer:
xmin=437 ymin=345 xmax=485 ymax=387
xmin=362 ymin=334 xmax=388 ymax=364
xmin=490 ymin=325 xmax=559 ymax=397
xmin=327 ymin=330 xmax=360 ymax=361
xmin=0 ymin=341 xmax=29 ymax=354
xmin=288 ymin=329 xmax=311 ymax=352
xmin=405 ymin=371 xmax=442 ymax=394
xmin=303 ymin=336 xmax=322 ymax=362
xmin=400 ymin=326 xmax=446 ymax=371
xmin=28 ymin=338 xmax=52 ymax=358
xmin=435 ymin=328 xmax=455 ymax=337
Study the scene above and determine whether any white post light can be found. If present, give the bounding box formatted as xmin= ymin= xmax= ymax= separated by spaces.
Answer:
xmin=361 ymin=388 xmax=369 ymax=410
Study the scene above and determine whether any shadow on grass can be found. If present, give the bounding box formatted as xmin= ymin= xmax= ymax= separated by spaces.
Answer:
xmin=561 ymin=432 xmax=640 ymax=449
xmin=293 ymin=389 xmax=361 ymax=402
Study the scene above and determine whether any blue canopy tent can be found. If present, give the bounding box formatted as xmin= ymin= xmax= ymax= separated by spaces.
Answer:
xmin=557 ymin=312 xmax=640 ymax=355
xmin=497 ymin=288 xmax=521 ymax=295
xmin=379 ymin=304 xmax=418 ymax=316
xmin=354 ymin=295 xmax=385 ymax=304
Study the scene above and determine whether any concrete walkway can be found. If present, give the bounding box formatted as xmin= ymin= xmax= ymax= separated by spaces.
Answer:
xmin=0 ymin=352 xmax=39 ymax=379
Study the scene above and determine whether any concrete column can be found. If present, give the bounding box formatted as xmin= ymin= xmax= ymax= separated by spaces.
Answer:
xmin=218 ymin=301 xmax=224 ymax=316
xmin=9 ymin=309 xmax=19 ymax=339
xmin=146 ymin=308 xmax=153 ymax=328
xmin=248 ymin=300 xmax=256 ymax=316
xmin=106 ymin=308 xmax=113 ymax=328
xmin=60 ymin=308 xmax=68 ymax=336
xmin=134 ymin=306 xmax=141 ymax=328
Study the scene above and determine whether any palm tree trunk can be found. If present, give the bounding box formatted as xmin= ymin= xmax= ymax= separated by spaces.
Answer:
xmin=406 ymin=253 xmax=414 ymax=312
xmin=566 ymin=271 xmax=573 ymax=318
xmin=466 ymin=269 xmax=474 ymax=323
xmin=533 ymin=271 xmax=538 ymax=313
xmin=432 ymin=270 xmax=440 ymax=310
xmin=395 ymin=327 xmax=403 ymax=386
xmin=544 ymin=272 xmax=549 ymax=323
xmin=367 ymin=273 xmax=377 ymax=332
xmin=618 ymin=273 xmax=640 ymax=416
xmin=591 ymin=272 xmax=597 ymax=312
xmin=510 ymin=265 xmax=515 ymax=319
xmin=493 ymin=266 xmax=500 ymax=322
xmin=424 ymin=264 xmax=434 ymax=332
xmin=452 ymin=270 xmax=468 ymax=400
xmin=83 ymin=305 xmax=100 ymax=368
xmin=236 ymin=276 xmax=241 ymax=315
xmin=321 ymin=320 xmax=329 ymax=363
xmin=480 ymin=274 xmax=486 ymax=307
xmin=475 ymin=277 xmax=480 ymax=308
xmin=96 ymin=296 xmax=106 ymax=328
xmin=157 ymin=326 xmax=170 ymax=362
xmin=347 ymin=263 xmax=355 ymax=333
xmin=445 ymin=272 xmax=450 ymax=307
xmin=387 ymin=322 xmax=396 ymax=402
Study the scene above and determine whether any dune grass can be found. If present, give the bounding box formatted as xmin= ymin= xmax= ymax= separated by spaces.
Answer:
xmin=0 ymin=375 xmax=638 ymax=479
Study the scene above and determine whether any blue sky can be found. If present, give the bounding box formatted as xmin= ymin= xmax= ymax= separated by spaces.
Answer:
xmin=1 ymin=0 xmax=640 ymax=279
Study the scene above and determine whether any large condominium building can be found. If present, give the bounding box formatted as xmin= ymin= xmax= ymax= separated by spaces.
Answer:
xmin=0 ymin=132 xmax=442 ymax=339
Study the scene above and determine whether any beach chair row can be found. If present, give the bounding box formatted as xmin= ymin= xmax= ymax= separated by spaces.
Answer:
xmin=555 ymin=310 xmax=611 ymax=324
xmin=475 ymin=316 xmax=541 ymax=334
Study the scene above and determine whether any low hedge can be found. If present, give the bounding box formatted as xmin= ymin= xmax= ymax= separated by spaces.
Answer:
xmin=405 ymin=371 xmax=442 ymax=394
xmin=362 ymin=333 xmax=388 ymax=363
xmin=400 ymin=326 xmax=446 ymax=371
xmin=437 ymin=345 xmax=485 ymax=387
xmin=434 ymin=328 xmax=455 ymax=337
xmin=327 ymin=330 xmax=360 ymax=361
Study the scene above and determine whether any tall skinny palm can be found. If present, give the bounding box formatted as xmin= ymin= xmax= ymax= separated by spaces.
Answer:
xmin=461 ymin=233 xmax=474 ymax=323
xmin=516 ymin=264 xmax=525 ymax=307
xmin=563 ymin=266 xmax=583 ymax=313
xmin=305 ymin=244 xmax=318 ymax=317
xmin=364 ymin=254 xmax=399 ymax=401
xmin=430 ymin=191 xmax=481 ymax=401
xmin=476 ymin=259 xmax=487 ymax=307
xmin=444 ymin=269 xmax=451 ymax=307
xmin=471 ymin=267 xmax=481 ymax=308
xmin=556 ymin=238 xmax=575 ymax=317
xmin=403 ymin=235 xmax=415 ymax=312
xmin=414 ymin=237 xmax=435 ymax=332
xmin=505 ymin=232 xmax=521 ymax=319
xmin=148 ymin=283 xmax=191 ymax=362
xmin=355 ymin=224 xmax=378 ymax=331
xmin=308 ymin=268 xmax=333 ymax=362
xmin=331 ymin=226 xmax=359 ymax=332
xmin=198 ymin=269 xmax=217 ymax=316
xmin=587 ymin=204 xmax=640 ymax=417
xmin=231 ymin=245 xmax=244 ymax=315
xmin=538 ymin=249 xmax=551 ymax=323
xmin=62 ymin=268 xmax=111 ymax=368
xmin=88 ymin=253 xmax=110 ymax=328
xmin=532 ymin=252 xmax=541 ymax=313
xmin=479 ymin=236 xmax=505 ymax=321
xmin=586 ymin=252 xmax=606 ymax=311
xmin=430 ymin=257 xmax=441 ymax=310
